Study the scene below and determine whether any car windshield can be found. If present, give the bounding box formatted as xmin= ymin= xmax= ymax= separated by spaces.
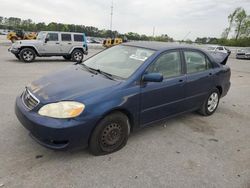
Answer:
xmin=83 ymin=45 xmax=155 ymax=79
xmin=37 ymin=32 xmax=46 ymax=40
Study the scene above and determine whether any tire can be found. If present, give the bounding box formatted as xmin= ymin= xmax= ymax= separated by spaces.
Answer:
xmin=89 ymin=112 xmax=130 ymax=156
xmin=71 ymin=49 xmax=84 ymax=62
xmin=20 ymin=48 xmax=36 ymax=63
xmin=198 ymin=89 xmax=220 ymax=116
xmin=63 ymin=55 xmax=71 ymax=60
xmin=15 ymin=54 xmax=20 ymax=60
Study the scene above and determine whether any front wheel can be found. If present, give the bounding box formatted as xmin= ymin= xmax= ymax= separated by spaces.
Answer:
xmin=198 ymin=89 xmax=220 ymax=116
xmin=89 ymin=112 xmax=130 ymax=156
xmin=19 ymin=48 xmax=36 ymax=63
xmin=71 ymin=49 xmax=84 ymax=62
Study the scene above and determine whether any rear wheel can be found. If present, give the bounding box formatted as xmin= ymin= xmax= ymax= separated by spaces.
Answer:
xmin=71 ymin=49 xmax=84 ymax=62
xmin=89 ymin=112 xmax=130 ymax=156
xmin=20 ymin=48 xmax=36 ymax=63
xmin=198 ymin=89 xmax=220 ymax=116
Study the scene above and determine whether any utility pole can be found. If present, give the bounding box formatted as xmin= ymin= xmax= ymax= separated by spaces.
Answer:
xmin=110 ymin=0 xmax=113 ymax=32
xmin=152 ymin=26 xmax=155 ymax=37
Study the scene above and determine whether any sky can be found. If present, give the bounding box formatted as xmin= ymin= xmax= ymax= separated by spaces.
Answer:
xmin=0 ymin=0 xmax=250 ymax=40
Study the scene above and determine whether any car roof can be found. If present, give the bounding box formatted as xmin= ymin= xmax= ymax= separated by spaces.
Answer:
xmin=40 ymin=31 xmax=84 ymax=35
xmin=122 ymin=41 xmax=202 ymax=51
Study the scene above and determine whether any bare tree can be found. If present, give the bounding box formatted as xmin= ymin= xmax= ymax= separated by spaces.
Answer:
xmin=234 ymin=8 xmax=247 ymax=40
xmin=223 ymin=8 xmax=239 ymax=39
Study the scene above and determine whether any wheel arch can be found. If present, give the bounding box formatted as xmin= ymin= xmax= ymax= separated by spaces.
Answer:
xmin=69 ymin=47 xmax=84 ymax=54
xmin=88 ymin=107 xmax=135 ymax=145
xmin=100 ymin=108 xmax=135 ymax=132
xmin=20 ymin=46 xmax=39 ymax=56
xmin=216 ymin=85 xmax=223 ymax=96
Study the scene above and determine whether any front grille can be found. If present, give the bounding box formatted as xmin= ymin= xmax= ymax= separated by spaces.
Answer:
xmin=22 ymin=88 xmax=40 ymax=110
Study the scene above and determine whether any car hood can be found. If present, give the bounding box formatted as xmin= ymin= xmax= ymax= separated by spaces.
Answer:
xmin=28 ymin=65 xmax=120 ymax=103
xmin=18 ymin=39 xmax=41 ymax=45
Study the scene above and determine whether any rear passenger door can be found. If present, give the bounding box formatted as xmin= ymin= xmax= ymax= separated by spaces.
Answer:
xmin=60 ymin=33 xmax=73 ymax=54
xmin=183 ymin=50 xmax=214 ymax=110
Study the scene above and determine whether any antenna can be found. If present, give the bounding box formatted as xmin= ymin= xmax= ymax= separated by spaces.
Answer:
xmin=110 ymin=0 xmax=114 ymax=31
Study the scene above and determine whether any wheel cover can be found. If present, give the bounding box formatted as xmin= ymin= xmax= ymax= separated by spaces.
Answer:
xmin=207 ymin=92 xmax=219 ymax=112
xmin=74 ymin=52 xmax=82 ymax=61
xmin=23 ymin=51 xmax=34 ymax=61
xmin=100 ymin=123 xmax=123 ymax=151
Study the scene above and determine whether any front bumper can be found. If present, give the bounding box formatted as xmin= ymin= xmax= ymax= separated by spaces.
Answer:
xmin=8 ymin=47 xmax=20 ymax=54
xmin=15 ymin=95 xmax=97 ymax=150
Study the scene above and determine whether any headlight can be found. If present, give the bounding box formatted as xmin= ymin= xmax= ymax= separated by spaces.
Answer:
xmin=38 ymin=101 xmax=85 ymax=119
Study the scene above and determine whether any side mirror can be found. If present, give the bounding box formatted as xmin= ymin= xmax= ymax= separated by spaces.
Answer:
xmin=142 ymin=73 xmax=163 ymax=82
xmin=45 ymin=38 xmax=49 ymax=43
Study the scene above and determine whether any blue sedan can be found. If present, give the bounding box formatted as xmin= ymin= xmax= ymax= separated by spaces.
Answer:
xmin=15 ymin=42 xmax=231 ymax=155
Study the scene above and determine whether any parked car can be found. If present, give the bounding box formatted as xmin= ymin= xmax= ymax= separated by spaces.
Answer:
xmin=8 ymin=31 xmax=88 ymax=62
xmin=236 ymin=48 xmax=250 ymax=59
xmin=15 ymin=42 xmax=231 ymax=155
xmin=207 ymin=46 xmax=231 ymax=55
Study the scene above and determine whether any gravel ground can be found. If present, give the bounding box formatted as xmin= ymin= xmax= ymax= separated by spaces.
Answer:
xmin=0 ymin=45 xmax=250 ymax=188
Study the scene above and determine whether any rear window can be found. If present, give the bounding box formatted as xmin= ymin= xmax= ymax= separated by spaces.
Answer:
xmin=61 ymin=34 xmax=72 ymax=41
xmin=74 ymin=34 xmax=83 ymax=42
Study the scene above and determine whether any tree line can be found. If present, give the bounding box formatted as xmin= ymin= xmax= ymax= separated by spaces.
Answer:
xmin=195 ymin=7 xmax=250 ymax=47
xmin=0 ymin=16 xmax=173 ymax=42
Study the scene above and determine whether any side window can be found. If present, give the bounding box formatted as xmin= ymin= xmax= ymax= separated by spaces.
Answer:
xmin=184 ymin=51 xmax=211 ymax=74
xmin=74 ymin=34 xmax=83 ymax=42
xmin=47 ymin=33 xmax=58 ymax=41
xmin=147 ymin=51 xmax=182 ymax=79
xmin=61 ymin=34 xmax=72 ymax=41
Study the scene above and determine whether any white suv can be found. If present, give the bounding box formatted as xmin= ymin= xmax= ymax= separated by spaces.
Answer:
xmin=207 ymin=46 xmax=231 ymax=55
xmin=9 ymin=31 xmax=88 ymax=63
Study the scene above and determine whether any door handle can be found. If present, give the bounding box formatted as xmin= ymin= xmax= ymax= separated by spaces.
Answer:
xmin=209 ymin=73 xmax=213 ymax=76
xmin=68 ymin=43 xmax=72 ymax=45
xmin=56 ymin=42 xmax=60 ymax=44
xmin=179 ymin=79 xmax=184 ymax=82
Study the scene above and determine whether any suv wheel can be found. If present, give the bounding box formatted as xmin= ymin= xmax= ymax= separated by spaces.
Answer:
xmin=20 ymin=48 xmax=36 ymax=63
xmin=89 ymin=112 xmax=130 ymax=156
xmin=71 ymin=49 xmax=84 ymax=62
xmin=63 ymin=55 xmax=71 ymax=61
xmin=198 ymin=89 xmax=220 ymax=116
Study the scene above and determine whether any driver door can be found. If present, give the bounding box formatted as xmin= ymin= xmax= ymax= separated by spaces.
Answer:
xmin=42 ymin=32 xmax=61 ymax=54
xmin=140 ymin=50 xmax=187 ymax=126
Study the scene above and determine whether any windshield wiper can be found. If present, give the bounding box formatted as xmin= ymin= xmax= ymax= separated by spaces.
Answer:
xmin=80 ymin=64 xmax=97 ymax=74
xmin=95 ymin=69 xmax=115 ymax=80
xmin=80 ymin=64 xmax=115 ymax=80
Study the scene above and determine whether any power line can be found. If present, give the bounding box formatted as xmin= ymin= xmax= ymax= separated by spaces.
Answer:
xmin=110 ymin=0 xmax=113 ymax=31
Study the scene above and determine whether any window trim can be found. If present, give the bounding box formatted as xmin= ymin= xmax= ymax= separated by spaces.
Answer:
xmin=182 ymin=49 xmax=213 ymax=75
xmin=144 ymin=49 xmax=184 ymax=80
